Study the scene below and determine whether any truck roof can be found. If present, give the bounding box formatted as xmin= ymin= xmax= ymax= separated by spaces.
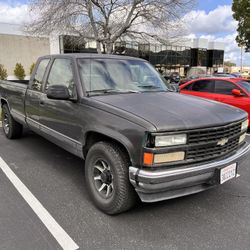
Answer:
xmin=39 ymin=53 xmax=146 ymax=61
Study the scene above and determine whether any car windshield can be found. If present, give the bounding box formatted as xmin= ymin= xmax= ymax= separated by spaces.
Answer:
xmin=78 ymin=58 xmax=170 ymax=95
xmin=238 ymin=81 xmax=250 ymax=93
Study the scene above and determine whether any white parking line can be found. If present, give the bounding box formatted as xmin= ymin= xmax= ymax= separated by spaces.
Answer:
xmin=0 ymin=157 xmax=79 ymax=250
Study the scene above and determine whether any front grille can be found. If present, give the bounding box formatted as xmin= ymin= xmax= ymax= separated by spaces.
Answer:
xmin=185 ymin=120 xmax=244 ymax=163
xmin=145 ymin=119 xmax=246 ymax=168
xmin=186 ymin=137 xmax=240 ymax=161
xmin=188 ymin=121 xmax=242 ymax=145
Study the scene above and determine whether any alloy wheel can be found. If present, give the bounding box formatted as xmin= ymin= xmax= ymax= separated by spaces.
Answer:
xmin=93 ymin=160 xmax=114 ymax=199
xmin=3 ymin=111 xmax=10 ymax=135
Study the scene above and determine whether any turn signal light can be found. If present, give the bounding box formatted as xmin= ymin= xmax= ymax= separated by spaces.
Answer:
xmin=143 ymin=152 xmax=154 ymax=165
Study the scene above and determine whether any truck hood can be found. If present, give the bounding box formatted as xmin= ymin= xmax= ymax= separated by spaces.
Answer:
xmin=92 ymin=92 xmax=247 ymax=131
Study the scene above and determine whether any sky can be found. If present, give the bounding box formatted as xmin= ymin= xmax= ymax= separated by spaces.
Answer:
xmin=0 ymin=0 xmax=248 ymax=66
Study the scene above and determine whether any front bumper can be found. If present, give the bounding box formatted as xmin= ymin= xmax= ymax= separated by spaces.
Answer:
xmin=129 ymin=142 xmax=250 ymax=202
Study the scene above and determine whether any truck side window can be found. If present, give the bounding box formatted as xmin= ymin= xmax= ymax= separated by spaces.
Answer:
xmin=46 ymin=59 xmax=75 ymax=97
xmin=191 ymin=80 xmax=215 ymax=93
xmin=31 ymin=59 xmax=50 ymax=91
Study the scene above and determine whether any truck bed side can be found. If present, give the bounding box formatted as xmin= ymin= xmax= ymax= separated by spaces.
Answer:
xmin=0 ymin=80 xmax=28 ymax=125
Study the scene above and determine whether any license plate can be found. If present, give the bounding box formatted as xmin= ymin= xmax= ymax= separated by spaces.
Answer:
xmin=220 ymin=163 xmax=237 ymax=184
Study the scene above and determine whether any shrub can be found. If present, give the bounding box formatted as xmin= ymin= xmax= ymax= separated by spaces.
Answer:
xmin=0 ymin=64 xmax=8 ymax=80
xmin=14 ymin=63 xmax=26 ymax=80
xmin=30 ymin=63 xmax=35 ymax=75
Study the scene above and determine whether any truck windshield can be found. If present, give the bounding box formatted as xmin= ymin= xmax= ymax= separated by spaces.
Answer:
xmin=78 ymin=58 xmax=170 ymax=95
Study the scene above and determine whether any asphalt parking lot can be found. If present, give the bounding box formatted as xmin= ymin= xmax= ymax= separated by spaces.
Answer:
xmin=0 ymin=128 xmax=250 ymax=250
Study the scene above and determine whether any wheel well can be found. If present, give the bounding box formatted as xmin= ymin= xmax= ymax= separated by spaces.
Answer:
xmin=1 ymin=99 xmax=7 ymax=107
xmin=83 ymin=132 xmax=132 ymax=164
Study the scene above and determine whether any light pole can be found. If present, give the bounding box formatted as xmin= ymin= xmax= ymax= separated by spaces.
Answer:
xmin=240 ymin=45 xmax=244 ymax=72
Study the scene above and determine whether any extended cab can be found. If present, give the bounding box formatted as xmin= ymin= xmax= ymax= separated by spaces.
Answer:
xmin=0 ymin=54 xmax=250 ymax=214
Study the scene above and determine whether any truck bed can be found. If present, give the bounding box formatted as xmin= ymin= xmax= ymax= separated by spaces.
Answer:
xmin=0 ymin=80 xmax=27 ymax=119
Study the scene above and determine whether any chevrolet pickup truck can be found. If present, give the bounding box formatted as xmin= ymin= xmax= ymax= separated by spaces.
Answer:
xmin=1 ymin=54 xmax=250 ymax=214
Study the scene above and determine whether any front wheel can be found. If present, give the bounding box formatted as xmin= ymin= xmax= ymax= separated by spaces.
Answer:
xmin=1 ymin=104 xmax=23 ymax=139
xmin=85 ymin=141 xmax=137 ymax=214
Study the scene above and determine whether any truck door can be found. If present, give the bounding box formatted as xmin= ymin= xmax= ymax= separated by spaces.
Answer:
xmin=25 ymin=58 xmax=50 ymax=132
xmin=38 ymin=58 xmax=82 ymax=156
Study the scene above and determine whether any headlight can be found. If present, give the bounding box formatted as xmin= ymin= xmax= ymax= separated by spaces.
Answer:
xmin=241 ymin=119 xmax=248 ymax=131
xmin=155 ymin=134 xmax=187 ymax=147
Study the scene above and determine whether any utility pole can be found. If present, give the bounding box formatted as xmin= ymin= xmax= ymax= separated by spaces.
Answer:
xmin=241 ymin=45 xmax=243 ymax=72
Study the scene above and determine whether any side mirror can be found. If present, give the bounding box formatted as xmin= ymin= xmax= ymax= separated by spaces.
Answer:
xmin=47 ymin=85 xmax=70 ymax=100
xmin=232 ymin=89 xmax=242 ymax=96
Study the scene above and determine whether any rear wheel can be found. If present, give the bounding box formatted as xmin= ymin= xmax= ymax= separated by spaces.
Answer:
xmin=1 ymin=104 xmax=23 ymax=139
xmin=85 ymin=141 xmax=137 ymax=214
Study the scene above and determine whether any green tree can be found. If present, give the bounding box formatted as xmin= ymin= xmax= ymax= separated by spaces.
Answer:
xmin=232 ymin=0 xmax=250 ymax=51
xmin=224 ymin=61 xmax=236 ymax=67
xmin=14 ymin=63 xmax=26 ymax=80
xmin=29 ymin=63 xmax=35 ymax=75
xmin=0 ymin=64 xmax=8 ymax=80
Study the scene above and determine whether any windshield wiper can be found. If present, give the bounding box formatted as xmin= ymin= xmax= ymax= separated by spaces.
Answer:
xmin=87 ymin=89 xmax=140 ymax=96
xmin=117 ymin=90 xmax=140 ymax=93
xmin=87 ymin=88 xmax=115 ymax=94
xmin=137 ymin=85 xmax=161 ymax=89
xmin=137 ymin=85 xmax=169 ymax=92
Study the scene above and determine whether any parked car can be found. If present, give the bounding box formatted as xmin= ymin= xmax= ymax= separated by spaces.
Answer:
xmin=1 ymin=55 xmax=250 ymax=214
xmin=179 ymin=74 xmax=213 ymax=86
xmin=213 ymin=73 xmax=236 ymax=78
xmin=170 ymin=72 xmax=181 ymax=83
xmin=180 ymin=77 xmax=250 ymax=125
xmin=240 ymin=72 xmax=250 ymax=79
xmin=163 ymin=72 xmax=181 ymax=91
xmin=231 ymin=72 xmax=244 ymax=78
xmin=163 ymin=72 xmax=181 ymax=84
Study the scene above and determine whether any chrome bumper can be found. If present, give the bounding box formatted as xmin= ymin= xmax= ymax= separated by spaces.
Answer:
xmin=129 ymin=142 xmax=250 ymax=203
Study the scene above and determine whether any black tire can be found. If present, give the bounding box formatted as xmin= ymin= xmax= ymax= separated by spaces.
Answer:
xmin=1 ymin=104 xmax=23 ymax=139
xmin=85 ymin=141 xmax=137 ymax=215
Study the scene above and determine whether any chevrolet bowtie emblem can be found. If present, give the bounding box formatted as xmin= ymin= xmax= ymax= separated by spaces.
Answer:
xmin=217 ymin=138 xmax=229 ymax=146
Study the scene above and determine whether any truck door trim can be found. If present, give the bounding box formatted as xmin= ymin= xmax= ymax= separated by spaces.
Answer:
xmin=26 ymin=117 xmax=81 ymax=144
xmin=26 ymin=117 xmax=83 ymax=157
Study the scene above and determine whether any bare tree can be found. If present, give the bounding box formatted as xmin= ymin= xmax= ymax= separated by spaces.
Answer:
xmin=27 ymin=0 xmax=195 ymax=54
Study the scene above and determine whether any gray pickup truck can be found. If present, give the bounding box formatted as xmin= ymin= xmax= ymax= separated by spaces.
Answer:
xmin=1 ymin=54 xmax=250 ymax=214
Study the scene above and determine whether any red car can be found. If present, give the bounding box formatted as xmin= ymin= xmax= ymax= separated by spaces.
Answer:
xmin=180 ymin=77 xmax=250 ymax=124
